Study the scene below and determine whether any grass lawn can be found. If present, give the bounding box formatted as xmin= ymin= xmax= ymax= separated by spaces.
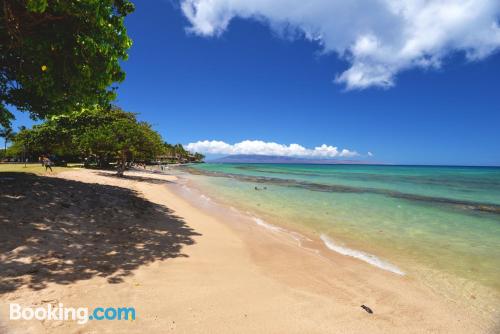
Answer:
xmin=0 ymin=163 xmax=81 ymax=175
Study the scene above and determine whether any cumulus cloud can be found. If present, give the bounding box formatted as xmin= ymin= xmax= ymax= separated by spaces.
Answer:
xmin=180 ymin=0 xmax=500 ymax=89
xmin=186 ymin=140 xmax=359 ymax=158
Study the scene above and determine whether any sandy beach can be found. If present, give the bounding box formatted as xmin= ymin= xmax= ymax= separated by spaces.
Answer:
xmin=0 ymin=168 xmax=496 ymax=333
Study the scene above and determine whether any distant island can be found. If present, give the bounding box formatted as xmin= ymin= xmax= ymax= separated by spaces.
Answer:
xmin=209 ymin=154 xmax=373 ymax=164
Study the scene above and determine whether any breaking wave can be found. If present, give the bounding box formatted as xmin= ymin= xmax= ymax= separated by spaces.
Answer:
xmin=320 ymin=234 xmax=405 ymax=275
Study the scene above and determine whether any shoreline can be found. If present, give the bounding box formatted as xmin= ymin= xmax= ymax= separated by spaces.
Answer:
xmin=0 ymin=169 xmax=496 ymax=333
xmin=169 ymin=173 xmax=407 ymax=276
xmin=168 ymin=171 xmax=499 ymax=325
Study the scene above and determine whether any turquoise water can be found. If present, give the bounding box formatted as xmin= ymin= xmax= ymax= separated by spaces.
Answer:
xmin=183 ymin=163 xmax=500 ymax=298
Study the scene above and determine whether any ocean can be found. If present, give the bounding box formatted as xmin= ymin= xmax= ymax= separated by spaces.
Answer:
xmin=176 ymin=163 xmax=500 ymax=313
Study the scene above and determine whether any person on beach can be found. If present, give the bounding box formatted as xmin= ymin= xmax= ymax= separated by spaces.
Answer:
xmin=43 ymin=156 xmax=53 ymax=172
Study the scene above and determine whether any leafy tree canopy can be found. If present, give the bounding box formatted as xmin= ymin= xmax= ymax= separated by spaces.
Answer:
xmin=11 ymin=106 xmax=204 ymax=171
xmin=0 ymin=0 xmax=134 ymax=125
xmin=12 ymin=106 xmax=148 ymax=152
xmin=77 ymin=110 xmax=165 ymax=174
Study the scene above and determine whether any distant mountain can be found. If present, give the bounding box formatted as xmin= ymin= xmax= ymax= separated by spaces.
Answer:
xmin=209 ymin=154 xmax=371 ymax=164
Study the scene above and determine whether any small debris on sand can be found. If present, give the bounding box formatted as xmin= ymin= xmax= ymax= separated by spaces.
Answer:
xmin=361 ymin=305 xmax=373 ymax=314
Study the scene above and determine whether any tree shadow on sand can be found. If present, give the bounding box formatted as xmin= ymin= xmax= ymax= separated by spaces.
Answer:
xmin=0 ymin=172 xmax=201 ymax=293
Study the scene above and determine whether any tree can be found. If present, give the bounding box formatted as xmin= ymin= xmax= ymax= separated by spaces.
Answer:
xmin=193 ymin=152 xmax=205 ymax=162
xmin=159 ymin=142 xmax=203 ymax=163
xmin=0 ymin=0 xmax=134 ymax=125
xmin=10 ymin=106 xmax=205 ymax=169
xmin=10 ymin=106 xmax=131 ymax=159
xmin=0 ymin=126 xmax=16 ymax=152
xmin=11 ymin=106 xmax=165 ymax=175
xmin=173 ymin=143 xmax=187 ymax=159
xmin=78 ymin=113 xmax=164 ymax=176
xmin=10 ymin=115 xmax=76 ymax=159
xmin=0 ymin=106 xmax=14 ymax=128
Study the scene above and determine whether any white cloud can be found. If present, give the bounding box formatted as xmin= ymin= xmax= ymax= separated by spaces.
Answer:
xmin=186 ymin=140 xmax=359 ymax=158
xmin=180 ymin=0 xmax=500 ymax=89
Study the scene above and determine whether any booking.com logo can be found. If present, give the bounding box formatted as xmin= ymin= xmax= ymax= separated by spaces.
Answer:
xmin=10 ymin=303 xmax=136 ymax=324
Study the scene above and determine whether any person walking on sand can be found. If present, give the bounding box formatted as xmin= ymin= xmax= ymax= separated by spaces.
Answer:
xmin=43 ymin=156 xmax=53 ymax=172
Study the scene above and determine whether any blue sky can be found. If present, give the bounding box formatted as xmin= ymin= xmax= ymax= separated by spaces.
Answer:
xmin=12 ymin=0 xmax=500 ymax=165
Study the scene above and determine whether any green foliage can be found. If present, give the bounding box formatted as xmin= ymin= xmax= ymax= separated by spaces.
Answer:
xmin=0 ymin=105 xmax=14 ymax=128
xmin=0 ymin=125 xmax=16 ymax=152
xmin=10 ymin=107 xmax=167 ymax=170
xmin=12 ymin=119 xmax=68 ymax=158
xmin=160 ymin=142 xmax=204 ymax=163
xmin=0 ymin=0 xmax=134 ymax=125
xmin=26 ymin=0 xmax=48 ymax=13
xmin=193 ymin=152 xmax=205 ymax=161
xmin=11 ymin=106 xmax=205 ymax=170
xmin=78 ymin=113 xmax=164 ymax=173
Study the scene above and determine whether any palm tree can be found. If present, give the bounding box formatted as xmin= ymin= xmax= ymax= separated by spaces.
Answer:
xmin=0 ymin=127 xmax=16 ymax=154
xmin=194 ymin=152 xmax=205 ymax=162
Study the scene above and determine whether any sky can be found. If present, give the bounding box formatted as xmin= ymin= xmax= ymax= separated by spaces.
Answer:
xmin=12 ymin=0 xmax=500 ymax=165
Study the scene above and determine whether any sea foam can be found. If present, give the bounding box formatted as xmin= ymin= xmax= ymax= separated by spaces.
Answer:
xmin=199 ymin=194 xmax=211 ymax=201
xmin=320 ymin=234 xmax=405 ymax=275
xmin=252 ymin=217 xmax=283 ymax=233
xmin=251 ymin=217 xmax=312 ymax=247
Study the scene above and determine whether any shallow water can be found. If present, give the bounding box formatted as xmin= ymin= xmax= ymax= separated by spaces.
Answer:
xmin=180 ymin=163 xmax=500 ymax=310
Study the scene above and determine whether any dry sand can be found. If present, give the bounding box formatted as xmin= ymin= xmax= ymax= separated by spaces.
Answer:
xmin=0 ymin=169 xmax=496 ymax=333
